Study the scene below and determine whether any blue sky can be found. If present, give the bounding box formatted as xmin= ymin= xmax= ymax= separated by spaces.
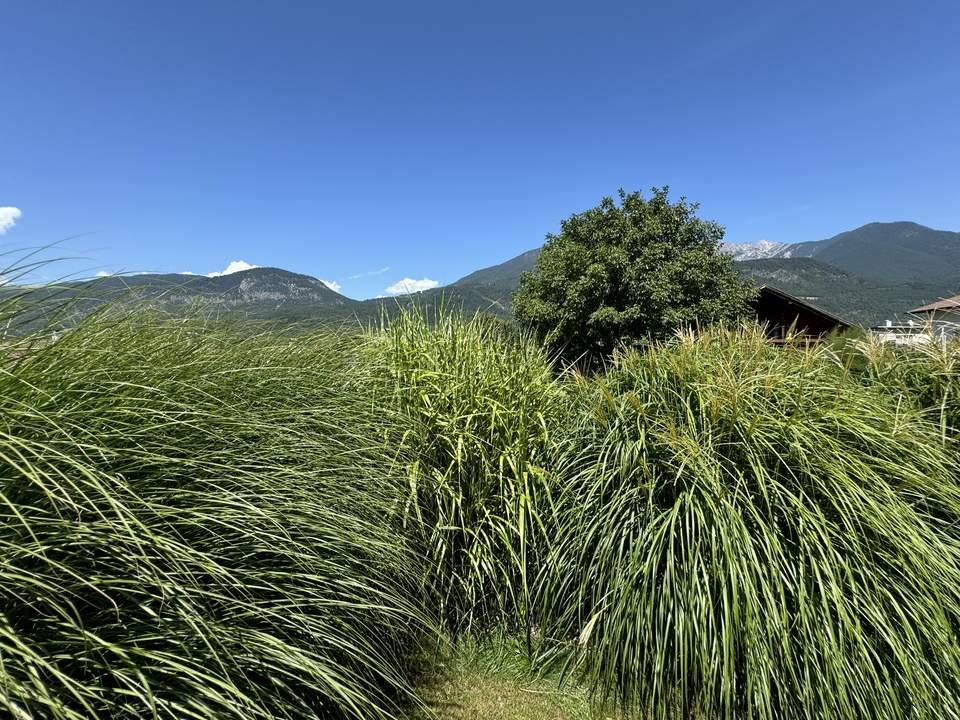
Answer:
xmin=2 ymin=1 xmax=958 ymax=298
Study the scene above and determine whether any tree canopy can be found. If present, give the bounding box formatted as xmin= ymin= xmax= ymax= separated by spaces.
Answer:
xmin=513 ymin=188 xmax=755 ymax=361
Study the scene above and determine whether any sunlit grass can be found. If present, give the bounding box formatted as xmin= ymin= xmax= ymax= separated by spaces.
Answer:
xmin=368 ymin=307 xmax=566 ymax=637
xmin=537 ymin=326 xmax=960 ymax=720
xmin=0 ymin=311 xmax=431 ymax=719
xmin=416 ymin=636 xmax=618 ymax=720
xmin=5 ymin=270 xmax=960 ymax=720
xmin=831 ymin=330 xmax=960 ymax=442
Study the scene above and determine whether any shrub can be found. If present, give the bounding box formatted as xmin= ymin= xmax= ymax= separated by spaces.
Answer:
xmin=538 ymin=327 xmax=960 ymax=720
xmin=370 ymin=307 xmax=565 ymax=636
xmin=513 ymin=188 xmax=754 ymax=364
xmin=0 ymin=314 xmax=430 ymax=719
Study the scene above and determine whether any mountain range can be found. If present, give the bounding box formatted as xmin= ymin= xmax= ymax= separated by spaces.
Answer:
xmin=722 ymin=222 xmax=960 ymax=283
xmin=9 ymin=221 xmax=960 ymax=329
xmin=424 ymin=221 xmax=960 ymax=325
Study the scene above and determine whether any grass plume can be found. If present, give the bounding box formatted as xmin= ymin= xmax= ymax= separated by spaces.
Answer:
xmin=370 ymin=307 xmax=565 ymax=637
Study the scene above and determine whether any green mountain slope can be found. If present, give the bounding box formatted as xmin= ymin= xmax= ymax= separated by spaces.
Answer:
xmin=350 ymin=250 xmax=544 ymax=322
xmin=2 ymin=268 xmax=361 ymax=331
xmin=87 ymin=267 xmax=354 ymax=313
xmin=359 ymin=283 xmax=513 ymax=321
xmin=781 ymin=221 xmax=960 ymax=282
xmin=736 ymin=258 xmax=954 ymax=325
xmin=452 ymin=248 xmax=541 ymax=288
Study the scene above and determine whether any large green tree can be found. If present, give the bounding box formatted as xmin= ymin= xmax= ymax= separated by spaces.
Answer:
xmin=513 ymin=188 xmax=754 ymax=361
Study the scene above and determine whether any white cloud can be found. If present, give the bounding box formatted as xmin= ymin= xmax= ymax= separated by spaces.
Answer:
xmin=320 ymin=279 xmax=342 ymax=292
xmin=349 ymin=266 xmax=390 ymax=280
xmin=0 ymin=207 xmax=22 ymax=235
xmin=384 ymin=277 xmax=439 ymax=295
xmin=96 ymin=270 xmax=111 ymax=277
xmin=207 ymin=260 xmax=258 ymax=277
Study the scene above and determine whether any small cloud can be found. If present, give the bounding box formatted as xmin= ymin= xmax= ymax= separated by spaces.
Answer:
xmin=349 ymin=266 xmax=390 ymax=280
xmin=96 ymin=270 xmax=111 ymax=277
xmin=181 ymin=271 xmax=196 ymax=275
xmin=320 ymin=279 xmax=342 ymax=292
xmin=0 ymin=207 xmax=22 ymax=235
xmin=207 ymin=260 xmax=258 ymax=277
xmin=384 ymin=277 xmax=439 ymax=295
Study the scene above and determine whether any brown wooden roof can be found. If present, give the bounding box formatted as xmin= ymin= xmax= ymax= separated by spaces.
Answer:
xmin=910 ymin=295 xmax=960 ymax=313
xmin=754 ymin=285 xmax=851 ymax=329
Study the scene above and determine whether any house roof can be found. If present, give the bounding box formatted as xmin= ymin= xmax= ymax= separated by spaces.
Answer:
xmin=910 ymin=295 xmax=960 ymax=314
xmin=755 ymin=285 xmax=851 ymax=328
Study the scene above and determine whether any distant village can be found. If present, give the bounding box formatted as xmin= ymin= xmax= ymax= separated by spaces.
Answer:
xmin=869 ymin=295 xmax=960 ymax=345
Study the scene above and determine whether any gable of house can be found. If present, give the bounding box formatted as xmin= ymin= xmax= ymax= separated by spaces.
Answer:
xmin=752 ymin=286 xmax=850 ymax=340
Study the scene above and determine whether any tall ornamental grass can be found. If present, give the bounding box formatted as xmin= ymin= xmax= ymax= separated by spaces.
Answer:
xmin=0 ymin=312 xmax=430 ymax=719
xmin=538 ymin=327 xmax=960 ymax=720
xmin=833 ymin=331 xmax=960 ymax=443
xmin=370 ymin=307 xmax=565 ymax=636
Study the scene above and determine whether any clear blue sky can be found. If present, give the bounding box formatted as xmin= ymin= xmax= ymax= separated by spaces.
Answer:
xmin=2 ymin=1 xmax=958 ymax=298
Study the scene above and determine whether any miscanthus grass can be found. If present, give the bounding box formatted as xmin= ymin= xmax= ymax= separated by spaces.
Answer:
xmin=8 ymin=276 xmax=960 ymax=720
xmin=369 ymin=307 xmax=565 ymax=637
xmin=537 ymin=326 xmax=960 ymax=720
xmin=0 ymin=311 xmax=431 ymax=719
xmin=833 ymin=330 xmax=960 ymax=443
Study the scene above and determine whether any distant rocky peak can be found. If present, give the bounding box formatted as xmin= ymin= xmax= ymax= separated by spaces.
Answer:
xmin=721 ymin=239 xmax=789 ymax=261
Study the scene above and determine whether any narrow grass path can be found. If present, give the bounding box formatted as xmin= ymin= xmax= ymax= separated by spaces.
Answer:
xmin=419 ymin=673 xmax=609 ymax=720
xmin=413 ymin=640 xmax=621 ymax=720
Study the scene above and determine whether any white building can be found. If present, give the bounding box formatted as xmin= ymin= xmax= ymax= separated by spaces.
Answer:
xmin=870 ymin=319 xmax=939 ymax=346
xmin=872 ymin=295 xmax=960 ymax=345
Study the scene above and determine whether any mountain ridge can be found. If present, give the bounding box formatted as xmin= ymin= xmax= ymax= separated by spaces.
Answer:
xmin=431 ymin=220 xmax=960 ymax=323
xmin=722 ymin=221 xmax=960 ymax=282
xmin=721 ymin=239 xmax=789 ymax=261
xmin=7 ymin=221 xmax=958 ymax=328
